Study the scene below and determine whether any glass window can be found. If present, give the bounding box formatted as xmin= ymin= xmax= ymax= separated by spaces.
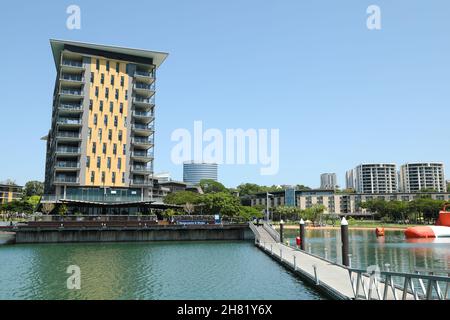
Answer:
xmin=104 ymin=115 xmax=108 ymax=126
xmin=108 ymin=129 xmax=112 ymax=140
xmin=99 ymin=100 xmax=103 ymax=112
xmin=89 ymin=99 xmax=93 ymax=110
xmin=117 ymin=158 xmax=122 ymax=169
xmin=114 ymin=116 xmax=118 ymax=127
xmin=96 ymin=156 xmax=101 ymax=168
xmin=95 ymin=86 xmax=99 ymax=97
xmin=91 ymin=171 xmax=95 ymax=183
xmin=93 ymin=114 xmax=97 ymax=125
xmin=107 ymin=157 xmax=111 ymax=169
xmin=105 ymin=88 xmax=109 ymax=99
xmin=122 ymin=172 xmax=125 ymax=183
xmin=118 ymin=130 xmax=122 ymax=141
xmin=106 ymin=61 xmax=110 ymax=72
xmin=92 ymin=142 xmax=96 ymax=153
xmin=101 ymin=171 xmax=105 ymax=183
xmin=90 ymin=72 xmax=94 ymax=83
xmin=116 ymin=62 xmax=120 ymax=73
xmin=111 ymin=75 xmax=114 ymax=86
xmin=120 ymin=76 xmax=124 ymax=86
xmin=119 ymin=103 xmax=123 ymax=114
xmin=109 ymin=102 xmax=114 ymax=113
xmin=86 ymin=156 xmax=90 ymax=168
xmin=113 ymin=144 xmax=117 ymax=155
xmin=100 ymin=73 xmax=104 ymax=85
xmin=123 ymin=144 xmax=126 ymax=155
xmin=102 ymin=143 xmax=107 ymax=154
xmin=112 ymin=172 xmax=116 ymax=183
xmin=98 ymin=128 xmax=102 ymax=141
xmin=96 ymin=59 xmax=99 ymax=71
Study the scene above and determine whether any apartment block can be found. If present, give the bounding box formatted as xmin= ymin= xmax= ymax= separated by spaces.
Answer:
xmin=320 ymin=173 xmax=337 ymax=190
xmin=346 ymin=164 xmax=397 ymax=194
xmin=399 ymin=163 xmax=446 ymax=193
xmin=42 ymin=40 xmax=168 ymax=212
xmin=249 ymin=189 xmax=450 ymax=215
xmin=0 ymin=184 xmax=23 ymax=204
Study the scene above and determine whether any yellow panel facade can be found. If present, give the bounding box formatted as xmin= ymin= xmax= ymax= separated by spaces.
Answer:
xmin=85 ymin=57 xmax=129 ymax=187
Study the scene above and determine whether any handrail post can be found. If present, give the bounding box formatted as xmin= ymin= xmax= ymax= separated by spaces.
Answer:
xmin=341 ymin=217 xmax=350 ymax=267
xmin=299 ymin=219 xmax=306 ymax=251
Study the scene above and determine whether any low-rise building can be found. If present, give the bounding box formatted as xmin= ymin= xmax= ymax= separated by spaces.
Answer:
xmin=0 ymin=184 xmax=23 ymax=204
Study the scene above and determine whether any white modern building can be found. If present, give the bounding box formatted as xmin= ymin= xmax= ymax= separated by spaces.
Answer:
xmin=346 ymin=163 xmax=397 ymax=194
xmin=183 ymin=162 xmax=218 ymax=185
xmin=399 ymin=163 xmax=446 ymax=193
xmin=320 ymin=173 xmax=337 ymax=190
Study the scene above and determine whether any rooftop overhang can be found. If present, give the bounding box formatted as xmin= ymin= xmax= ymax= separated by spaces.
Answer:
xmin=50 ymin=39 xmax=168 ymax=69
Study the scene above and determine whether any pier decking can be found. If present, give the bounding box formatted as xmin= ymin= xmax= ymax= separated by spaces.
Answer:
xmin=250 ymin=223 xmax=450 ymax=300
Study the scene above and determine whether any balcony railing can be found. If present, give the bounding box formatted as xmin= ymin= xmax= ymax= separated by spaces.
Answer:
xmin=62 ymin=60 xmax=83 ymax=68
xmin=131 ymin=137 xmax=152 ymax=144
xmin=130 ymin=179 xmax=150 ymax=186
xmin=61 ymin=74 xmax=83 ymax=82
xmin=55 ymin=162 xmax=80 ymax=169
xmin=56 ymin=147 xmax=81 ymax=154
xmin=56 ymin=131 xmax=81 ymax=138
xmin=59 ymin=103 xmax=82 ymax=110
xmin=54 ymin=176 xmax=79 ymax=183
xmin=131 ymin=151 xmax=153 ymax=158
xmin=57 ymin=118 xmax=82 ymax=125
xmin=132 ymin=110 xmax=154 ymax=118
xmin=132 ymin=123 xmax=153 ymax=131
xmin=60 ymin=89 xmax=83 ymax=96
xmin=134 ymin=70 xmax=153 ymax=78
xmin=134 ymin=83 xmax=155 ymax=90
xmin=133 ymin=97 xmax=154 ymax=105
xmin=131 ymin=166 xmax=152 ymax=172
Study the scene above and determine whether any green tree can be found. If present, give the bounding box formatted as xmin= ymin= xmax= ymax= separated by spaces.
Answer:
xmin=163 ymin=191 xmax=203 ymax=206
xmin=202 ymin=192 xmax=241 ymax=217
xmin=26 ymin=195 xmax=41 ymax=212
xmin=199 ymin=179 xmax=228 ymax=194
xmin=238 ymin=206 xmax=264 ymax=220
xmin=23 ymin=181 xmax=44 ymax=197
xmin=58 ymin=204 xmax=68 ymax=216
xmin=301 ymin=205 xmax=326 ymax=225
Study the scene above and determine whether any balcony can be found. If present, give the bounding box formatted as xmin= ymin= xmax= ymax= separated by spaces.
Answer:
xmin=54 ymin=176 xmax=80 ymax=185
xmin=61 ymin=60 xmax=84 ymax=72
xmin=60 ymin=74 xmax=84 ymax=86
xmin=55 ymin=146 xmax=81 ymax=155
xmin=133 ymin=82 xmax=155 ymax=97
xmin=57 ymin=118 xmax=82 ymax=127
xmin=131 ymin=165 xmax=152 ymax=175
xmin=134 ymin=70 xmax=154 ymax=84
xmin=130 ymin=178 xmax=150 ymax=186
xmin=131 ymin=137 xmax=153 ymax=148
xmin=131 ymin=123 xmax=154 ymax=136
xmin=60 ymin=88 xmax=84 ymax=101
xmin=133 ymin=96 xmax=154 ymax=108
xmin=132 ymin=110 xmax=154 ymax=123
xmin=56 ymin=131 xmax=81 ymax=141
xmin=58 ymin=103 xmax=83 ymax=114
xmin=130 ymin=151 xmax=153 ymax=162
xmin=54 ymin=161 xmax=80 ymax=171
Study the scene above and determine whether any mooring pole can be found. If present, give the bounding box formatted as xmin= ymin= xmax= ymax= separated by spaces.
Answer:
xmin=341 ymin=217 xmax=349 ymax=267
xmin=299 ymin=218 xmax=306 ymax=251
xmin=279 ymin=220 xmax=284 ymax=243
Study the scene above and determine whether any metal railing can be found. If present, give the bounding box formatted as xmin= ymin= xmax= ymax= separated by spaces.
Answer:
xmin=60 ymin=89 xmax=83 ymax=96
xmin=133 ymin=97 xmax=154 ymax=104
xmin=56 ymin=131 xmax=81 ymax=138
xmin=59 ymin=103 xmax=82 ymax=110
xmin=131 ymin=137 xmax=152 ymax=144
xmin=262 ymin=221 xmax=281 ymax=242
xmin=348 ymin=267 xmax=450 ymax=300
xmin=56 ymin=147 xmax=80 ymax=154
xmin=131 ymin=151 xmax=153 ymax=158
xmin=130 ymin=179 xmax=150 ymax=186
xmin=134 ymin=70 xmax=153 ymax=78
xmin=61 ymin=74 xmax=83 ymax=82
xmin=40 ymin=195 xmax=154 ymax=203
xmin=57 ymin=118 xmax=82 ymax=125
xmin=62 ymin=60 xmax=83 ymax=68
xmin=134 ymin=83 xmax=155 ymax=90
xmin=132 ymin=123 xmax=153 ymax=131
xmin=55 ymin=162 xmax=80 ymax=169
xmin=132 ymin=110 xmax=154 ymax=118
xmin=54 ymin=177 xmax=79 ymax=183
xmin=131 ymin=166 xmax=151 ymax=172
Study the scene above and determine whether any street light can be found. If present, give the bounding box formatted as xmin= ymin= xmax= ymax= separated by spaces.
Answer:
xmin=266 ymin=192 xmax=274 ymax=221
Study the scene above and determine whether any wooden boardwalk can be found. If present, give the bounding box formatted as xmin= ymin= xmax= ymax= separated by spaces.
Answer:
xmin=252 ymin=224 xmax=422 ymax=300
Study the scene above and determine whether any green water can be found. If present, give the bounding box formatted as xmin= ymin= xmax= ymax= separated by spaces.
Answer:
xmin=0 ymin=241 xmax=323 ymax=300
xmin=284 ymin=229 xmax=450 ymax=272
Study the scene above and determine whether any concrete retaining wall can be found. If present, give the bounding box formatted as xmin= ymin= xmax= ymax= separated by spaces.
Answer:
xmin=14 ymin=225 xmax=255 ymax=244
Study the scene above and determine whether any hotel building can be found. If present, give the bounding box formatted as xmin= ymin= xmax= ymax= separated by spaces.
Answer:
xmin=399 ymin=163 xmax=446 ymax=193
xmin=42 ymin=40 xmax=168 ymax=214
xmin=346 ymin=163 xmax=397 ymax=194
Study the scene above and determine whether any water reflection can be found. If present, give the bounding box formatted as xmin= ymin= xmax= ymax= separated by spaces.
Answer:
xmin=284 ymin=229 xmax=450 ymax=272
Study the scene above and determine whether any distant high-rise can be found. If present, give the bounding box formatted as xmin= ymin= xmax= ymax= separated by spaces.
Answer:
xmin=183 ymin=162 xmax=218 ymax=185
xmin=399 ymin=163 xmax=446 ymax=193
xmin=320 ymin=173 xmax=337 ymax=190
xmin=347 ymin=164 xmax=397 ymax=194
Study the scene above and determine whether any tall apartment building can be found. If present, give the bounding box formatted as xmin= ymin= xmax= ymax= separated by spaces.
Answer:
xmin=346 ymin=164 xmax=397 ymax=194
xmin=183 ymin=162 xmax=218 ymax=185
xmin=320 ymin=173 xmax=337 ymax=190
xmin=399 ymin=163 xmax=446 ymax=193
xmin=43 ymin=40 xmax=168 ymax=212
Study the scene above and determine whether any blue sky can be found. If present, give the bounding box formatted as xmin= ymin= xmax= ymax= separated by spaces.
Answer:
xmin=0 ymin=1 xmax=449 ymax=188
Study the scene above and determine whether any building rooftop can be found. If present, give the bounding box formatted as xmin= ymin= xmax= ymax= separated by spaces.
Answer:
xmin=50 ymin=39 xmax=169 ymax=69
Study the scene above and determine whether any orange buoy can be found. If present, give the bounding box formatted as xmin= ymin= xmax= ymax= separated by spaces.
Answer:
xmin=375 ymin=227 xmax=385 ymax=237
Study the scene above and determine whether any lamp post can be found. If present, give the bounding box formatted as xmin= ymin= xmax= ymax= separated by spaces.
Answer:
xmin=341 ymin=217 xmax=350 ymax=267
xmin=279 ymin=219 xmax=284 ymax=243
xmin=266 ymin=192 xmax=274 ymax=221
